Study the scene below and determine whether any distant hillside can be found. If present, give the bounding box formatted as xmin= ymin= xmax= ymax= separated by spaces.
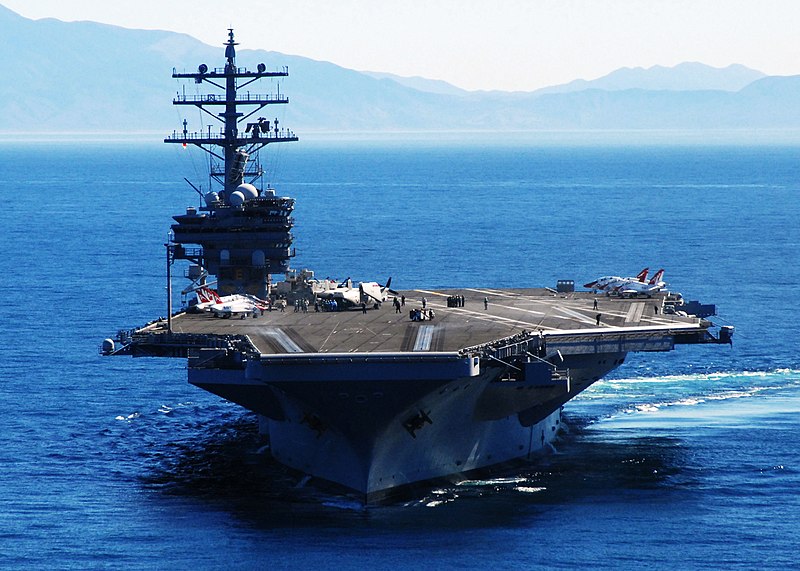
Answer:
xmin=526 ymin=78 xmax=800 ymax=129
xmin=360 ymin=71 xmax=468 ymax=95
xmin=535 ymin=62 xmax=766 ymax=95
xmin=1 ymin=5 xmax=799 ymax=133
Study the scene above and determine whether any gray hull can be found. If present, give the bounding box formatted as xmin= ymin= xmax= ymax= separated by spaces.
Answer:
xmin=189 ymin=351 xmax=625 ymax=500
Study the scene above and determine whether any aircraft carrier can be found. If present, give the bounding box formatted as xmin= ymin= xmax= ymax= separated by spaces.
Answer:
xmin=104 ymin=31 xmax=734 ymax=502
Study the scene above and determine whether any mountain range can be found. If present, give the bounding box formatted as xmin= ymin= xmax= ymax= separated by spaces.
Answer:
xmin=2 ymin=4 xmax=799 ymax=133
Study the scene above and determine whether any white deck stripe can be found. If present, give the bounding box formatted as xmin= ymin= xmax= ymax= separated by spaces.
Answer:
xmin=414 ymin=290 xmax=556 ymax=329
xmin=265 ymin=328 xmax=303 ymax=353
xmin=464 ymin=288 xmax=518 ymax=298
xmin=554 ymin=305 xmax=597 ymax=325
xmin=413 ymin=325 xmax=435 ymax=351
xmin=625 ymin=303 xmax=645 ymax=323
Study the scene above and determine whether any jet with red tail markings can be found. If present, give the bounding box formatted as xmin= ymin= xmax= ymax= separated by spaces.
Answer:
xmin=584 ymin=268 xmax=667 ymax=297
xmin=193 ymin=287 xmax=268 ymax=318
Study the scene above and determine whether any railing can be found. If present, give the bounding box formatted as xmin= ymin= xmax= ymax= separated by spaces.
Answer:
xmin=165 ymin=129 xmax=298 ymax=142
xmin=173 ymin=93 xmax=289 ymax=104
xmin=465 ymin=330 xmax=539 ymax=360
xmin=173 ymin=65 xmax=289 ymax=76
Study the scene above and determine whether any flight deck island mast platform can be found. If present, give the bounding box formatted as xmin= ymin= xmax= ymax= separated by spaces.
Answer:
xmin=165 ymin=29 xmax=298 ymax=306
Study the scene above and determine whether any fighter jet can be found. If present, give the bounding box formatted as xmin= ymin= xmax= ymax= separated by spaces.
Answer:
xmin=584 ymin=268 xmax=666 ymax=297
xmin=193 ymin=287 xmax=268 ymax=318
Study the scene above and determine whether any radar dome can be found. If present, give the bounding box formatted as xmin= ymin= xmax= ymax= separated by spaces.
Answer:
xmin=229 ymin=191 xmax=246 ymax=207
xmin=102 ymin=339 xmax=115 ymax=355
xmin=205 ymin=191 xmax=219 ymax=205
xmin=236 ymin=183 xmax=259 ymax=200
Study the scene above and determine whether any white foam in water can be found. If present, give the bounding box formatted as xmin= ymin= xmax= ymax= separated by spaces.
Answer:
xmin=514 ymin=486 xmax=546 ymax=494
xmin=608 ymin=369 xmax=800 ymax=385
xmin=706 ymin=388 xmax=765 ymax=400
xmin=321 ymin=499 xmax=367 ymax=511
xmin=634 ymin=404 xmax=660 ymax=413
xmin=594 ymin=369 xmax=800 ymax=419
xmin=457 ymin=476 xmax=528 ymax=487
xmin=674 ymin=397 xmax=704 ymax=406
xmin=425 ymin=500 xmax=447 ymax=508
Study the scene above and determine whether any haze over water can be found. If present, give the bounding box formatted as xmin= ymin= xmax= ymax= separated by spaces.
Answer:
xmin=1 ymin=136 xmax=798 ymax=568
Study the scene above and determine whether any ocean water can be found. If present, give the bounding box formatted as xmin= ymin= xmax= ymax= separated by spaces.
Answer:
xmin=1 ymin=136 xmax=799 ymax=569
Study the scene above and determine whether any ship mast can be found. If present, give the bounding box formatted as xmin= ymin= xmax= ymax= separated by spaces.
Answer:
xmin=165 ymin=28 xmax=298 ymax=197
xmin=165 ymin=30 xmax=298 ymax=301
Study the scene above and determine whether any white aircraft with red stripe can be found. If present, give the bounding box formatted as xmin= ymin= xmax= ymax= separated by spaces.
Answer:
xmin=194 ymin=287 xmax=268 ymax=317
xmin=584 ymin=268 xmax=666 ymax=296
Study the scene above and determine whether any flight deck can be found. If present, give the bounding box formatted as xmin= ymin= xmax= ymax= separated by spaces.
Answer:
xmin=125 ymin=288 xmax=710 ymax=357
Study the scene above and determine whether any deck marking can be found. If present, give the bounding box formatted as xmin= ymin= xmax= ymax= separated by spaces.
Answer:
xmin=414 ymin=289 xmax=449 ymax=297
xmin=264 ymin=328 xmax=303 ymax=353
xmin=553 ymin=305 xmax=597 ymax=325
xmin=439 ymin=306 xmax=546 ymax=329
xmin=457 ymin=304 xmax=551 ymax=328
xmin=501 ymin=305 xmax=547 ymax=317
xmin=536 ymin=297 xmax=630 ymax=322
xmin=416 ymin=288 xmax=547 ymax=318
xmin=464 ymin=288 xmax=518 ymax=298
xmin=624 ymin=303 xmax=645 ymax=324
xmin=413 ymin=325 xmax=435 ymax=351
xmin=417 ymin=288 xmax=519 ymax=301
xmin=318 ymin=319 xmax=341 ymax=351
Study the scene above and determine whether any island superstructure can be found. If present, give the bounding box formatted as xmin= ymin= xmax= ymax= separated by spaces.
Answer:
xmin=104 ymin=31 xmax=734 ymax=502
xmin=165 ymin=29 xmax=297 ymax=301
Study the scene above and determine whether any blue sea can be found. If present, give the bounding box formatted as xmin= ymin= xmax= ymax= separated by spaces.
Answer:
xmin=1 ymin=134 xmax=799 ymax=569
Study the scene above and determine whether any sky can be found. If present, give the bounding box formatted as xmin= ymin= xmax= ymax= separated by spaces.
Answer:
xmin=4 ymin=0 xmax=800 ymax=91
